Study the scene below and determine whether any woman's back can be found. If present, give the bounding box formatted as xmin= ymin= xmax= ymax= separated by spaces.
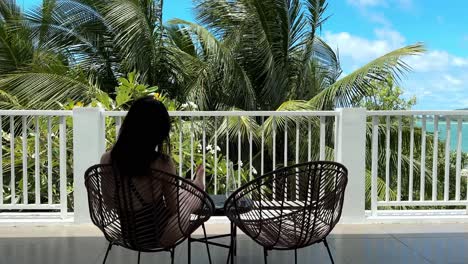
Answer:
xmin=95 ymin=96 xmax=206 ymax=249
xmin=100 ymin=152 xmax=177 ymax=249
xmin=100 ymin=151 xmax=175 ymax=208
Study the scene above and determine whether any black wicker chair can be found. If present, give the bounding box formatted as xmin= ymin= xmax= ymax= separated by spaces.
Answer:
xmin=85 ymin=164 xmax=215 ymax=264
xmin=224 ymin=161 xmax=348 ymax=264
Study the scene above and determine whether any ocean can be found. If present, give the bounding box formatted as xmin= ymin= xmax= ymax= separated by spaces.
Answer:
xmin=415 ymin=120 xmax=468 ymax=152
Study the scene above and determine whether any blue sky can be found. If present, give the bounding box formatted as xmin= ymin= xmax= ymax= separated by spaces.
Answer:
xmin=21 ymin=0 xmax=468 ymax=109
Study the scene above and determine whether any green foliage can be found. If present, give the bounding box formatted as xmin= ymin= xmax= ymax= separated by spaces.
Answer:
xmin=1 ymin=116 xmax=74 ymax=207
xmin=0 ymin=0 xmax=424 ymax=111
xmin=360 ymin=76 xmax=417 ymax=110
xmin=62 ymin=71 xmax=173 ymax=111
xmin=3 ymin=0 xmax=465 ymax=214
xmin=363 ymin=116 xmax=468 ymax=210
xmin=115 ymin=72 xmax=158 ymax=108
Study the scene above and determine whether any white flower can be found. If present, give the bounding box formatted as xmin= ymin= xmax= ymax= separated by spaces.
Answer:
xmin=252 ymin=167 xmax=258 ymax=175
xmin=461 ymin=169 xmax=468 ymax=178
xmin=2 ymin=132 xmax=10 ymax=140
xmin=188 ymin=101 xmax=198 ymax=109
xmin=238 ymin=160 xmax=243 ymax=167
xmin=181 ymin=103 xmax=188 ymax=108
xmin=208 ymin=145 xmax=221 ymax=155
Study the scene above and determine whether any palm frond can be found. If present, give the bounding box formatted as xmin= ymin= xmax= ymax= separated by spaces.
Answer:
xmin=0 ymin=71 xmax=97 ymax=109
xmin=309 ymin=43 xmax=425 ymax=110
xmin=214 ymin=110 xmax=261 ymax=144
xmin=0 ymin=88 xmax=22 ymax=108
xmin=169 ymin=19 xmax=256 ymax=110
xmin=103 ymin=0 xmax=162 ymax=83
xmin=304 ymin=0 xmax=329 ymax=37
xmin=165 ymin=24 xmax=197 ymax=57
xmin=0 ymin=0 xmax=22 ymax=22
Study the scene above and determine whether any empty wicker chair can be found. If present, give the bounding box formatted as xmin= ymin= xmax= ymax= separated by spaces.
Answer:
xmin=225 ymin=161 xmax=348 ymax=264
xmin=85 ymin=164 xmax=214 ymax=264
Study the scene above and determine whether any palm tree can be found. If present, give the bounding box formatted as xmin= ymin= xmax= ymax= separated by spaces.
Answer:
xmin=0 ymin=0 xmax=180 ymax=108
xmin=0 ymin=0 xmax=424 ymax=111
xmin=0 ymin=0 xmax=104 ymax=109
xmin=165 ymin=0 xmax=426 ymax=205
xmin=4 ymin=0 xmax=454 ymax=207
xmin=168 ymin=0 xmax=424 ymax=112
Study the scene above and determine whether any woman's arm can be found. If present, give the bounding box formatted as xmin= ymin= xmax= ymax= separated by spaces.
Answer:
xmin=152 ymin=155 xmax=178 ymax=214
xmin=156 ymin=156 xmax=212 ymax=247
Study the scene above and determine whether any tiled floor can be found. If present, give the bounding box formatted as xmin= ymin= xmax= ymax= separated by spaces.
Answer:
xmin=0 ymin=223 xmax=467 ymax=264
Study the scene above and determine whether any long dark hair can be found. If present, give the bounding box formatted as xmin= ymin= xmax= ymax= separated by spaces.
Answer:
xmin=111 ymin=96 xmax=171 ymax=176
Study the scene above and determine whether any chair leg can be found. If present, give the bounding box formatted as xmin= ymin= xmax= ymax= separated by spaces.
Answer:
xmin=226 ymin=245 xmax=231 ymax=264
xmin=102 ymin=243 xmax=112 ymax=264
xmin=230 ymin=223 xmax=235 ymax=263
xmin=294 ymin=249 xmax=297 ymax=264
xmin=263 ymin=248 xmax=268 ymax=264
xmin=170 ymin=248 xmax=175 ymax=264
xmin=226 ymin=233 xmax=233 ymax=264
xmin=188 ymin=236 xmax=192 ymax=264
xmin=323 ymin=238 xmax=335 ymax=264
xmin=137 ymin=251 xmax=141 ymax=264
xmin=202 ymin=223 xmax=213 ymax=264
xmin=233 ymin=225 xmax=237 ymax=256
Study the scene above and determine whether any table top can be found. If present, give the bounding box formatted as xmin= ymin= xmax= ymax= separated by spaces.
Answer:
xmin=210 ymin=195 xmax=228 ymax=216
xmin=210 ymin=195 xmax=228 ymax=208
xmin=209 ymin=194 xmax=255 ymax=217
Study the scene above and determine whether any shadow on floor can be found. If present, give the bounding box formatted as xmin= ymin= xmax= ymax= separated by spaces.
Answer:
xmin=0 ymin=233 xmax=467 ymax=264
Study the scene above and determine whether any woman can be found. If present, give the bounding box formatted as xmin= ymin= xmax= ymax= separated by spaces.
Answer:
xmin=100 ymin=96 xmax=204 ymax=248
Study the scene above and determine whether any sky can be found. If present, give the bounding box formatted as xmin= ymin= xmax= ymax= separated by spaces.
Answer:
xmin=20 ymin=0 xmax=468 ymax=110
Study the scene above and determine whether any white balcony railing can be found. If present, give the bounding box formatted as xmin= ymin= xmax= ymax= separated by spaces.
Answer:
xmin=0 ymin=108 xmax=467 ymax=223
xmin=0 ymin=110 xmax=71 ymax=219
xmin=104 ymin=110 xmax=339 ymax=195
xmin=367 ymin=111 xmax=468 ymax=217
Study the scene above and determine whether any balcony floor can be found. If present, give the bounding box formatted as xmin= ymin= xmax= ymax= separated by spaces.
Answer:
xmin=0 ymin=222 xmax=467 ymax=264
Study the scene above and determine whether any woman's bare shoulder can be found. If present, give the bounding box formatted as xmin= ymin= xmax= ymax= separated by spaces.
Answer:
xmin=100 ymin=151 xmax=112 ymax=164
xmin=152 ymin=154 xmax=176 ymax=175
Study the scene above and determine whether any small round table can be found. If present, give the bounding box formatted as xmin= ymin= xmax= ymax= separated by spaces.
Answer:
xmin=189 ymin=195 xmax=238 ymax=264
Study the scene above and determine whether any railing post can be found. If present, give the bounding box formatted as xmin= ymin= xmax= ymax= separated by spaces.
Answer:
xmin=73 ymin=107 xmax=106 ymax=223
xmin=337 ymin=108 xmax=367 ymax=223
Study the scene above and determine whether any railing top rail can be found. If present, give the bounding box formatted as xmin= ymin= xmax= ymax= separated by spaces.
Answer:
xmin=3 ymin=109 xmax=468 ymax=117
xmin=367 ymin=110 xmax=468 ymax=116
xmin=0 ymin=110 xmax=73 ymax=116
xmin=103 ymin=110 xmax=339 ymax=117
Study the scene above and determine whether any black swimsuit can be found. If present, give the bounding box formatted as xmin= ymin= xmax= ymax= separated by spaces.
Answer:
xmin=115 ymin=153 xmax=171 ymax=249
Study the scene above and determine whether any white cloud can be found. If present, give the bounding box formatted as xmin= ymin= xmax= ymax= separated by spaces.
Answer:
xmin=323 ymin=28 xmax=468 ymax=110
xmin=374 ymin=28 xmax=405 ymax=46
xmin=404 ymin=51 xmax=468 ymax=72
xmin=458 ymin=98 xmax=468 ymax=107
xmin=367 ymin=12 xmax=392 ymax=27
xmin=453 ymin=57 xmax=468 ymax=67
xmin=443 ymin=74 xmax=463 ymax=86
xmin=347 ymin=0 xmax=386 ymax=8
xmin=324 ymin=29 xmax=468 ymax=73
xmin=347 ymin=0 xmax=412 ymax=9
xmin=404 ymin=51 xmax=450 ymax=72
xmin=403 ymin=71 xmax=468 ymax=110
xmin=324 ymin=28 xmax=405 ymax=63
xmin=348 ymin=0 xmax=413 ymax=27
xmin=397 ymin=0 xmax=413 ymax=10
